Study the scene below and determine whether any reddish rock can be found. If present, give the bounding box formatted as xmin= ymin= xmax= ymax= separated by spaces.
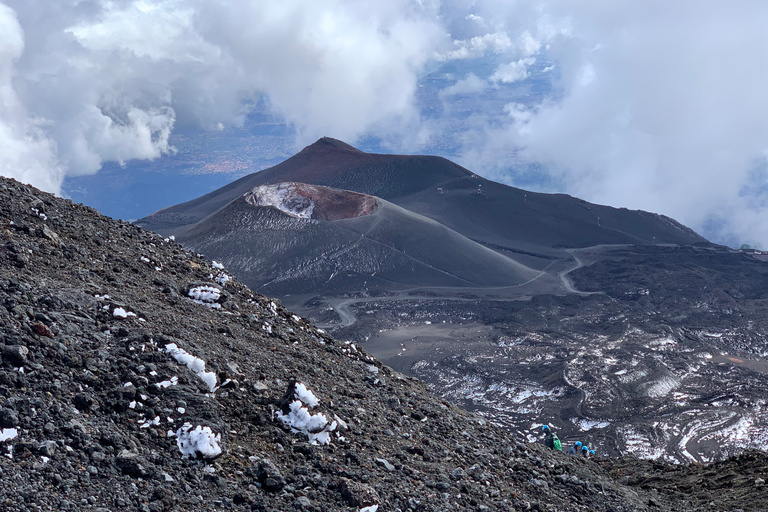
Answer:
xmin=31 ymin=322 xmax=53 ymax=337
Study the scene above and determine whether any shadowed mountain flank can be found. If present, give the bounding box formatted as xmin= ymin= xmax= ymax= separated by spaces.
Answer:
xmin=136 ymin=138 xmax=705 ymax=253
xmin=174 ymin=183 xmax=541 ymax=296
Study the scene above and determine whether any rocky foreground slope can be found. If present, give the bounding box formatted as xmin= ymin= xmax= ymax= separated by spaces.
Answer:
xmin=0 ymin=175 xmax=766 ymax=512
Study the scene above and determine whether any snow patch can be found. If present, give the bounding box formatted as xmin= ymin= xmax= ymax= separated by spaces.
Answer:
xmin=139 ymin=416 xmax=161 ymax=429
xmin=165 ymin=344 xmax=218 ymax=392
xmin=113 ymin=307 xmax=137 ymax=319
xmin=276 ymin=382 xmax=336 ymax=445
xmin=620 ymin=428 xmax=667 ymax=460
xmin=156 ymin=376 xmax=179 ymax=389
xmin=294 ymin=382 xmax=319 ymax=408
xmin=574 ymin=418 xmax=611 ymax=430
xmin=247 ymin=183 xmax=315 ymax=219
xmin=176 ymin=423 xmax=222 ymax=460
xmin=0 ymin=428 xmax=18 ymax=442
xmin=642 ymin=374 xmax=681 ymax=398
xmin=187 ymin=285 xmax=222 ymax=308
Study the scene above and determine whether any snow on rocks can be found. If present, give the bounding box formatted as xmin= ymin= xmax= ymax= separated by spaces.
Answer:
xmin=0 ymin=428 xmax=18 ymax=442
xmin=276 ymin=381 xmax=337 ymax=445
xmin=113 ymin=307 xmax=137 ymax=319
xmin=139 ymin=416 xmax=161 ymax=429
xmin=293 ymin=382 xmax=319 ymax=407
xmin=164 ymin=343 xmax=218 ymax=392
xmin=188 ymin=286 xmax=220 ymax=303
xmin=156 ymin=376 xmax=179 ymax=389
xmin=245 ymin=183 xmax=315 ymax=219
xmin=184 ymin=282 xmax=226 ymax=309
xmin=175 ymin=423 xmax=222 ymax=460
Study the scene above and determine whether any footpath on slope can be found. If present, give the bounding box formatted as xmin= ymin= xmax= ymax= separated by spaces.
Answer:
xmin=0 ymin=176 xmax=766 ymax=512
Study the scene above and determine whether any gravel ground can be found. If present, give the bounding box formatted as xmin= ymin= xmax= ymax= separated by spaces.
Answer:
xmin=0 ymin=176 xmax=766 ymax=511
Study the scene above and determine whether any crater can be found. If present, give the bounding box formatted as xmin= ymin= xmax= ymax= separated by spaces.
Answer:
xmin=244 ymin=182 xmax=377 ymax=221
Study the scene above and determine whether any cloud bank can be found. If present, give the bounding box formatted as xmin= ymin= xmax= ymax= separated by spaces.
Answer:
xmin=0 ymin=0 xmax=447 ymax=194
xmin=449 ymin=0 xmax=768 ymax=246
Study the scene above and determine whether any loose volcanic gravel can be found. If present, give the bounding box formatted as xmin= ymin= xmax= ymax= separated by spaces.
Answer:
xmin=0 ymin=176 xmax=767 ymax=512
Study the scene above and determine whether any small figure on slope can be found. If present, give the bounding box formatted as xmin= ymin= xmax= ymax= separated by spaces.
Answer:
xmin=567 ymin=441 xmax=582 ymax=455
xmin=542 ymin=425 xmax=562 ymax=451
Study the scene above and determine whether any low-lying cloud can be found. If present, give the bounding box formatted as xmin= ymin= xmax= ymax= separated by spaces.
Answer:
xmin=450 ymin=0 xmax=768 ymax=247
xmin=0 ymin=0 xmax=447 ymax=194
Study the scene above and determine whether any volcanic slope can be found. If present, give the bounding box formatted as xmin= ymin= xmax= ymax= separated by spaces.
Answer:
xmin=136 ymin=138 xmax=705 ymax=264
xmin=3 ymin=179 xmax=768 ymax=512
xmin=174 ymin=182 xmax=543 ymax=297
xmin=0 ymin=174 xmax=734 ymax=512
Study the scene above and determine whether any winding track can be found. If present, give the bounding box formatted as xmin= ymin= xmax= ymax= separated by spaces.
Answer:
xmin=312 ymin=247 xmax=602 ymax=330
xmin=558 ymin=249 xmax=598 ymax=295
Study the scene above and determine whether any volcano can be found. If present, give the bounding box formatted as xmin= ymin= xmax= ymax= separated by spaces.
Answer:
xmin=173 ymin=182 xmax=541 ymax=297
xmin=137 ymin=138 xmax=704 ymax=265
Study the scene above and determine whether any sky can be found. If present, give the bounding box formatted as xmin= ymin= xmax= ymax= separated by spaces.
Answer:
xmin=1 ymin=0 xmax=767 ymax=247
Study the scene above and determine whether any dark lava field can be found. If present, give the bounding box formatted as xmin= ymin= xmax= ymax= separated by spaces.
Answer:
xmin=296 ymin=243 xmax=768 ymax=464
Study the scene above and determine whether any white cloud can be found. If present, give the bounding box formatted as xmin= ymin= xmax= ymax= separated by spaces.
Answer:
xmin=0 ymin=4 xmax=63 ymax=191
xmin=2 ymin=0 xmax=768 ymax=248
xmin=440 ymin=73 xmax=487 ymax=97
xmin=516 ymin=31 xmax=541 ymax=57
xmin=503 ymin=103 xmax=532 ymax=125
xmin=0 ymin=0 xmax=448 ymax=194
xmin=441 ymin=31 xmax=513 ymax=60
xmin=490 ymin=57 xmax=536 ymax=83
xmin=452 ymin=0 xmax=768 ymax=246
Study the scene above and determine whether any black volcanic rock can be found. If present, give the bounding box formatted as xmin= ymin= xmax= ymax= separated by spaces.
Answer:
xmin=3 ymin=176 xmax=768 ymax=511
xmin=316 ymin=242 xmax=768 ymax=465
xmin=136 ymin=138 xmax=705 ymax=255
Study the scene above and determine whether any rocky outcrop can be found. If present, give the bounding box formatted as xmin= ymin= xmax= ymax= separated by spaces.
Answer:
xmin=0 ymin=175 xmax=766 ymax=511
